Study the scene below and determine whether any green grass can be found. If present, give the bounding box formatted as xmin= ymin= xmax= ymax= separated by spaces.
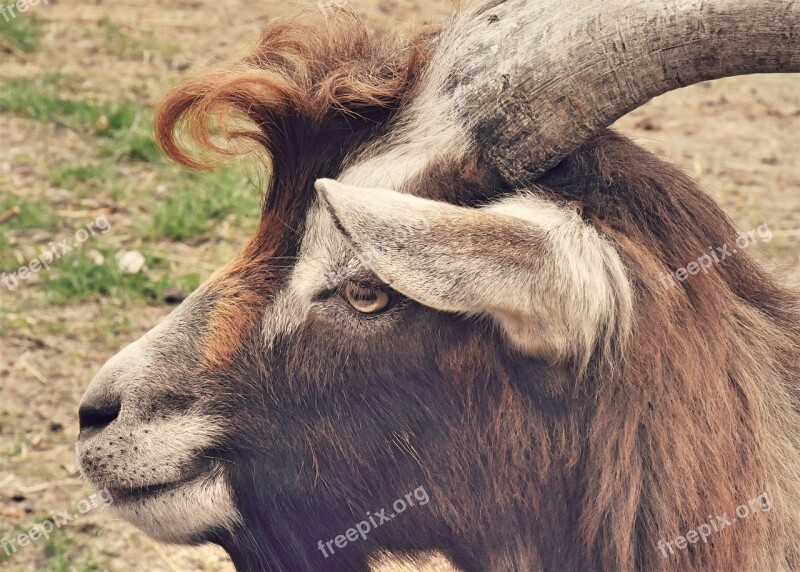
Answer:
xmin=98 ymin=127 xmax=160 ymax=163
xmin=0 ymin=14 xmax=40 ymax=54
xmin=0 ymin=78 xmax=159 ymax=163
xmin=0 ymin=193 xmax=59 ymax=232
xmin=97 ymin=18 xmax=142 ymax=57
xmin=0 ymin=525 xmax=25 ymax=565
xmin=93 ymin=102 xmax=161 ymax=162
xmin=0 ymin=73 xmax=262 ymax=306
xmin=149 ymin=166 xmax=262 ymax=241
xmin=49 ymin=159 xmax=136 ymax=201
xmin=0 ymin=433 xmax=29 ymax=459
xmin=92 ymin=306 xmax=134 ymax=344
xmin=0 ymin=228 xmax=13 ymax=269
xmin=0 ymin=521 xmax=106 ymax=570
xmin=0 ymin=78 xmax=116 ymax=130
xmin=40 ymin=247 xmax=202 ymax=305
xmin=40 ymin=527 xmax=106 ymax=572
xmin=48 ymin=163 xmax=110 ymax=191
xmin=95 ymin=17 xmax=178 ymax=59
xmin=0 ymin=194 xmax=60 ymax=273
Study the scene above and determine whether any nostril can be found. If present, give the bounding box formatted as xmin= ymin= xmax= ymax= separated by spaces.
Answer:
xmin=79 ymin=400 xmax=121 ymax=433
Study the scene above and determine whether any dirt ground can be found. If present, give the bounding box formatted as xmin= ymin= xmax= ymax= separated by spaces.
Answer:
xmin=1 ymin=1 xmax=798 ymax=571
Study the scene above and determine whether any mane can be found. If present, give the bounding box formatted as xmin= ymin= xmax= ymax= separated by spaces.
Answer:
xmin=542 ymin=133 xmax=800 ymax=569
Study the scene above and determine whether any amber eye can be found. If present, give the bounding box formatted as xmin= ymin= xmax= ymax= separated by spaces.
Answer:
xmin=343 ymin=283 xmax=391 ymax=314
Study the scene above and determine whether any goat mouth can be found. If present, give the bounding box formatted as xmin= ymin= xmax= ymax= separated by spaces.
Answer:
xmin=106 ymin=479 xmax=192 ymax=503
xmin=104 ymin=466 xmax=215 ymax=504
xmin=98 ymin=463 xmax=240 ymax=544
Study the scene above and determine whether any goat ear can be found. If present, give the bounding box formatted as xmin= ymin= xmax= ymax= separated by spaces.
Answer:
xmin=314 ymin=178 xmax=631 ymax=368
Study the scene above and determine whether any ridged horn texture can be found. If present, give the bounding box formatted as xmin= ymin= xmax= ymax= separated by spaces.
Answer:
xmin=442 ymin=0 xmax=800 ymax=183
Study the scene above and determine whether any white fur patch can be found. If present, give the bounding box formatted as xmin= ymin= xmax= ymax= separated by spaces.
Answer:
xmin=337 ymin=28 xmax=471 ymax=188
xmin=78 ymin=303 xmax=242 ymax=543
xmin=481 ymin=193 xmax=633 ymax=368
xmin=110 ymin=467 xmax=241 ymax=544
xmin=77 ymin=412 xmax=241 ymax=543
xmin=264 ymin=202 xmax=351 ymax=343
xmin=77 ymin=414 xmax=225 ymax=488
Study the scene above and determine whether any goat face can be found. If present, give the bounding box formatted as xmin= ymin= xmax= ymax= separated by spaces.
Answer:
xmin=75 ymin=136 xmax=631 ymax=571
xmin=74 ymin=12 xmax=637 ymax=569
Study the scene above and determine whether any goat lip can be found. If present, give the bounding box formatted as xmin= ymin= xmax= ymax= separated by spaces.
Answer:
xmin=105 ymin=481 xmax=183 ymax=504
xmin=105 ymin=471 xmax=209 ymax=504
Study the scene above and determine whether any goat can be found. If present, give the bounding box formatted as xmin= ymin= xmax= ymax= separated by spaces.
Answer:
xmin=76 ymin=1 xmax=800 ymax=570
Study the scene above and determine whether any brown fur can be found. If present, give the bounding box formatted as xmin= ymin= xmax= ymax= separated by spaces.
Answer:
xmin=152 ymin=10 xmax=800 ymax=571
xmin=539 ymin=136 xmax=800 ymax=570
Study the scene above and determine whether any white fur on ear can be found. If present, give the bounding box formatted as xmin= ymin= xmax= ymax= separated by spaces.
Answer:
xmin=315 ymin=178 xmax=633 ymax=370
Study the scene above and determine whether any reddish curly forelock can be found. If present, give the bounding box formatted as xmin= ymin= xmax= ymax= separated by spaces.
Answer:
xmin=153 ymin=10 xmax=439 ymax=368
xmin=154 ymin=10 xmax=438 ymax=172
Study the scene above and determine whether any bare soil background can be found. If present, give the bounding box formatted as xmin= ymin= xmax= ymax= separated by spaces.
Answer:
xmin=1 ymin=1 xmax=798 ymax=571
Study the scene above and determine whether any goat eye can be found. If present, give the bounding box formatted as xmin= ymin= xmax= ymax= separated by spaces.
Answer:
xmin=343 ymin=283 xmax=391 ymax=314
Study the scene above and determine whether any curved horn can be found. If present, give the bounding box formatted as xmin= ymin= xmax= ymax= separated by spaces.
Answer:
xmin=440 ymin=0 xmax=800 ymax=183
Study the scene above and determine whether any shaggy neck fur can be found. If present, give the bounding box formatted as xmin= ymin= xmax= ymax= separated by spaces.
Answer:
xmin=541 ymin=132 xmax=800 ymax=571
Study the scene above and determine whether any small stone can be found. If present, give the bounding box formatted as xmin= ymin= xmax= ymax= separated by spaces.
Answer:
xmin=115 ymin=251 xmax=146 ymax=275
